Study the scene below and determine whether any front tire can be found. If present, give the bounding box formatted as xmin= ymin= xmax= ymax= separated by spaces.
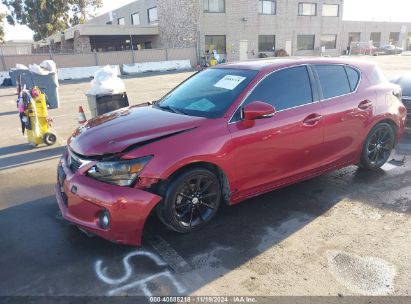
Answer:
xmin=360 ymin=123 xmax=395 ymax=169
xmin=157 ymin=168 xmax=221 ymax=233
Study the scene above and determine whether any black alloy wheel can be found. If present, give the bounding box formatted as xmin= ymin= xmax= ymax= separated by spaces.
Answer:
xmin=157 ymin=168 xmax=221 ymax=233
xmin=360 ymin=123 xmax=395 ymax=169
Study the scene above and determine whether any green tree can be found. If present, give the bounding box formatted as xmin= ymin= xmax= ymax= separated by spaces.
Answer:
xmin=2 ymin=0 xmax=102 ymax=41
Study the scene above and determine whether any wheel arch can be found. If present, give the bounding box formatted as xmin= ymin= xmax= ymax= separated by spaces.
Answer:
xmin=158 ymin=161 xmax=232 ymax=205
xmin=371 ymin=117 xmax=399 ymax=145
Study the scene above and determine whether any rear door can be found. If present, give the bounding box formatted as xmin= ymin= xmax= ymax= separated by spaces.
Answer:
xmin=228 ymin=65 xmax=325 ymax=200
xmin=313 ymin=64 xmax=375 ymax=167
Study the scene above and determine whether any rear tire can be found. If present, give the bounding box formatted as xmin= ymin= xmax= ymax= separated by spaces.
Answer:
xmin=156 ymin=168 xmax=221 ymax=233
xmin=359 ymin=123 xmax=395 ymax=169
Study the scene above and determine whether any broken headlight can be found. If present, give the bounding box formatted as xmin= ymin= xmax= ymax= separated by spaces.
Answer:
xmin=87 ymin=156 xmax=152 ymax=187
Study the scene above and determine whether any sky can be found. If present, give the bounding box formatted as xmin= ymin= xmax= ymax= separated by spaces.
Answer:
xmin=2 ymin=0 xmax=411 ymax=41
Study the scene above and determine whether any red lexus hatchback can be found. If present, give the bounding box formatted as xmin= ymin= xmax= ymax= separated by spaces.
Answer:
xmin=56 ymin=58 xmax=406 ymax=246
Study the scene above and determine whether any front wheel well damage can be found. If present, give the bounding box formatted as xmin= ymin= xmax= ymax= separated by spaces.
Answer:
xmin=154 ymin=162 xmax=232 ymax=205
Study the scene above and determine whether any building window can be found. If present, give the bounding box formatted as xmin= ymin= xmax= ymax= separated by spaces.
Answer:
xmin=144 ymin=41 xmax=153 ymax=49
xmin=348 ymin=32 xmax=361 ymax=46
xmin=118 ymin=17 xmax=125 ymax=25
xmin=370 ymin=32 xmax=381 ymax=47
xmin=148 ymin=7 xmax=158 ymax=23
xmin=203 ymin=0 xmax=225 ymax=13
xmin=321 ymin=34 xmax=337 ymax=49
xmin=389 ymin=32 xmax=400 ymax=44
xmin=297 ymin=35 xmax=315 ymax=50
xmin=205 ymin=35 xmax=226 ymax=54
xmin=132 ymin=13 xmax=140 ymax=25
xmin=322 ymin=4 xmax=339 ymax=17
xmin=298 ymin=3 xmax=317 ymax=16
xmin=259 ymin=0 xmax=276 ymax=15
xmin=259 ymin=35 xmax=276 ymax=52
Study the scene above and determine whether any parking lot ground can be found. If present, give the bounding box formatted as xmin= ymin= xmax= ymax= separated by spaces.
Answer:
xmin=0 ymin=59 xmax=410 ymax=298
xmin=358 ymin=54 xmax=411 ymax=79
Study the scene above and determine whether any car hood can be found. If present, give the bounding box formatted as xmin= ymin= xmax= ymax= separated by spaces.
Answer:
xmin=68 ymin=105 xmax=206 ymax=156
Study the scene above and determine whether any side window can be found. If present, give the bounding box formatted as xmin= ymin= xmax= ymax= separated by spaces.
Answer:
xmin=244 ymin=66 xmax=313 ymax=111
xmin=315 ymin=65 xmax=351 ymax=99
xmin=344 ymin=66 xmax=360 ymax=91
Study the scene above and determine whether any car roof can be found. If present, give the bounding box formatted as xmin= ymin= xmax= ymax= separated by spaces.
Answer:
xmin=213 ymin=57 xmax=376 ymax=73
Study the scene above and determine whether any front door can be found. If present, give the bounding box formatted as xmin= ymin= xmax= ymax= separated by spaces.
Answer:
xmin=228 ymin=66 xmax=325 ymax=200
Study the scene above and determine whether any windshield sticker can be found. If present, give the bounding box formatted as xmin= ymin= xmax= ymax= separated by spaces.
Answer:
xmin=185 ymin=98 xmax=216 ymax=111
xmin=214 ymin=75 xmax=247 ymax=90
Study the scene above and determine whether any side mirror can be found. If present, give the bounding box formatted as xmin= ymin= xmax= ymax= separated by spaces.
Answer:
xmin=242 ymin=101 xmax=276 ymax=127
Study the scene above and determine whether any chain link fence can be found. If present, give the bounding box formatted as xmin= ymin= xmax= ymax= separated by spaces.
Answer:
xmin=348 ymin=41 xmax=404 ymax=56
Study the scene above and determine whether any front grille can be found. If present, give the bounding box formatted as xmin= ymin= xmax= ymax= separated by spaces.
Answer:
xmin=61 ymin=191 xmax=68 ymax=207
xmin=67 ymin=149 xmax=95 ymax=173
xmin=402 ymin=98 xmax=411 ymax=108
xmin=69 ymin=156 xmax=82 ymax=172
xmin=402 ymin=98 xmax=411 ymax=128
xmin=57 ymin=164 xmax=68 ymax=207
xmin=57 ymin=165 xmax=66 ymax=185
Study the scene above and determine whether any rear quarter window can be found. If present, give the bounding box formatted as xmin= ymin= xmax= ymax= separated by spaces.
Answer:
xmin=344 ymin=66 xmax=360 ymax=91
xmin=315 ymin=65 xmax=351 ymax=99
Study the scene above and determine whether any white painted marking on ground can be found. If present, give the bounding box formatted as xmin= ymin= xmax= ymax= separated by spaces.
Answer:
xmin=95 ymin=250 xmax=167 ymax=285
xmin=95 ymin=249 xmax=186 ymax=296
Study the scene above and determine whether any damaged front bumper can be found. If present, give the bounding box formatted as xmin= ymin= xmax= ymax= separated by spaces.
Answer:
xmin=55 ymin=155 xmax=161 ymax=246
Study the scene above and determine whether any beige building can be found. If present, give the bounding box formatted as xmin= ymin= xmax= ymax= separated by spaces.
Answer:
xmin=0 ymin=40 xmax=33 ymax=55
xmin=37 ymin=0 xmax=160 ymax=53
xmin=38 ymin=0 xmax=411 ymax=60
xmin=342 ymin=20 xmax=411 ymax=50
xmin=196 ymin=0 xmax=344 ymax=60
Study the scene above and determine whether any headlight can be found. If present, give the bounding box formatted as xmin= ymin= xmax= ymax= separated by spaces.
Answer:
xmin=87 ymin=156 xmax=152 ymax=187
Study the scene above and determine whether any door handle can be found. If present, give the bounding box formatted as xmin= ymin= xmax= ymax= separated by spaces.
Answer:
xmin=358 ymin=100 xmax=373 ymax=110
xmin=303 ymin=113 xmax=323 ymax=126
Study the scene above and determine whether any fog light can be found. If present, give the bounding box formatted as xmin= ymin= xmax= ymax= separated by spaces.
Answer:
xmin=99 ymin=210 xmax=110 ymax=230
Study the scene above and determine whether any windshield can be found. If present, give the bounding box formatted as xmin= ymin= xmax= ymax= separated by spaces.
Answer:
xmin=155 ymin=68 xmax=258 ymax=118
